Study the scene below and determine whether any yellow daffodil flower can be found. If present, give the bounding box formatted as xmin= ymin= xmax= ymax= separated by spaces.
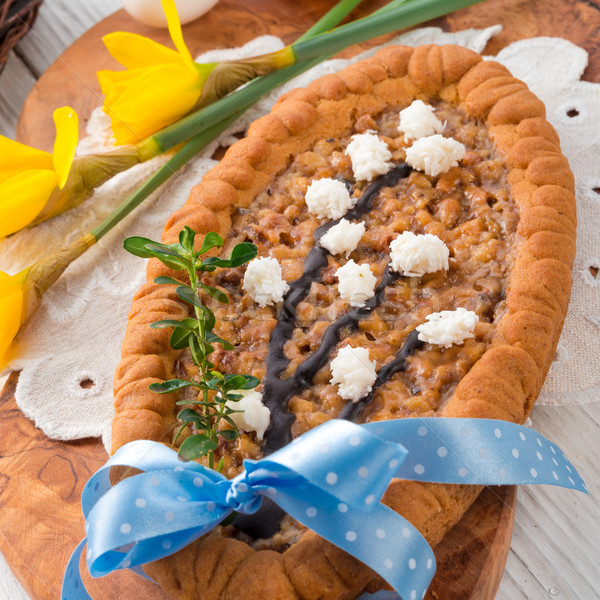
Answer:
xmin=98 ymin=0 xmax=294 ymax=145
xmin=98 ymin=0 xmax=215 ymax=145
xmin=0 ymin=233 xmax=95 ymax=367
xmin=0 ymin=106 xmax=78 ymax=238
xmin=0 ymin=269 xmax=28 ymax=367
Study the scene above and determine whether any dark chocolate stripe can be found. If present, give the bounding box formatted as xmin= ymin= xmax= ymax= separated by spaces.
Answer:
xmin=261 ymin=163 xmax=411 ymax=455
xmin=293 ymin=265 xmax=398 ymax=388
xmin=235 ymin=164 xmax=414 ymax=538
xmin=338 ymin=328 xmax=424 ymax=421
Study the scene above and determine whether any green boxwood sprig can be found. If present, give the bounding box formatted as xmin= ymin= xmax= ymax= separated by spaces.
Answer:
xmin=124 ymin=227 xmax=259 ymax=470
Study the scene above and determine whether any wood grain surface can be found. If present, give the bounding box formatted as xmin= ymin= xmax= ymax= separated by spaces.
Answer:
xmin=4 ymin=0 xmax=600 ymax=598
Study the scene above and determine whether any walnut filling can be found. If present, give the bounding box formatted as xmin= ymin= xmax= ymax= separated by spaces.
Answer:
xmin=174 ymin=102 xmax=520 ymax=545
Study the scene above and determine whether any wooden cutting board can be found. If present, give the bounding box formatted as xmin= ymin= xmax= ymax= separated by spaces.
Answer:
xmin=4 ymin=0 xmax=599 ymax=597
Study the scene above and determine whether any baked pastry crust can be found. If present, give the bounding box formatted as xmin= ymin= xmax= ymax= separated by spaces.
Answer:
xmin=112 ymin=44 xmax=575 ymax=599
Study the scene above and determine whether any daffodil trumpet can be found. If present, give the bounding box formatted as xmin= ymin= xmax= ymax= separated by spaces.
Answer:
xmin=0 ymin=106 xmax=78 ymax=238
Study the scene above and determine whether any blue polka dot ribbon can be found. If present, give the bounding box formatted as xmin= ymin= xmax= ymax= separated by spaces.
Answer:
xmin=62 ymin=418 xmax=586 ymax=600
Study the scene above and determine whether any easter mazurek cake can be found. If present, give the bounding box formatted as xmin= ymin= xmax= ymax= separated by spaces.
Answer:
xmin=112 ymin=44 xmax=575 ymax=599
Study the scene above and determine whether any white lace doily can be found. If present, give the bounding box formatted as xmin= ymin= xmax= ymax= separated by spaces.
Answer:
xmin=2 ymin=25 xmax=598 ymax=451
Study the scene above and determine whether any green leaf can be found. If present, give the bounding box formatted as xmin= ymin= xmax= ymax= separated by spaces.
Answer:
xmin=143 ymin=242 xmax=191 ymax=271
xmin=176 ymin=399 xmax=214 ymax=406
xmin=196 ymin=262 xmax=217 ymax=273
xmin=204 ymin=376 xmax=222 ymax=390
xmin=229 ymin=242 xmax=258 ymax=267
xmin=202 ymin=338 xmax=215 ymax=357
xmin=224 ymin=392 xmax=243 ymax=401
xmin=149 ymin=379 xmax=200 ymax=393
xmin=172 ymin=423 xmax=188 ymax=445
xmin=199 ymin=243 xmax=257 ymax=270
xmin=176 ymin=285 xmax=204 ymax=309
xmin=154 ymin=276 xmax=185 ymax=286
xmin=179 ymin=435 xmax=218 ymax=461
xmin=219 ymin=429 xmax=238 ymax=441
xmin=205 ymin=332 xmax=234 ymax=350
xmin=151 ymin=318 xmax=195 ymax=331
xmin=169 ymin=326 xmax=193 ymax=350
xmin=221 ymin=414 xmax=241 ymax=429
xmin=224 ymin=374 xmax=260 ymax=390
xmin=201 ymin=256 xmax=231 ymax=268
xmin=198 ymin=307 xmax=216 ymax=333
xmin=199 ymin=283 xmax=229 ymax=304
xmin=222 ymin=374 xmax=247 ymax=391
xmin=179 ymin=226 xmax=196 ymax=252
xmin=209 ymin=370 xmax=225 ymax=382
xmin=124 ymin=236 xmax=189 ymax=270
xmin=124 ymin=236 xmax=161 ymax=258
xmin=189 ymin=334 xmax=206 ymax=365
xmin=159 ymin=256 xmax=190 ymax=271
xmin=180 ymin=317 xmax=199 ymax=329
xmin=177 ymin=408 xmax=204 ymax=424
xmin=198 ymin=231 xmax=223 ymax=255
xmin=145 ymin=242 xmax=182 ymax=258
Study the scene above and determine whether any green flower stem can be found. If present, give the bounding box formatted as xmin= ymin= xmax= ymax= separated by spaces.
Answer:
xmin=291 ymin=0 xmax=484 ymax=63
xmin=90 ymin=106 xmax=250 ymax=241
xmin=297 ymin=0 xmax=365 ymax=39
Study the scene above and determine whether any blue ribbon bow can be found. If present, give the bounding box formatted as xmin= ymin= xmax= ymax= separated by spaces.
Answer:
xmin=62 ymin=418 xmax=587 ymax=600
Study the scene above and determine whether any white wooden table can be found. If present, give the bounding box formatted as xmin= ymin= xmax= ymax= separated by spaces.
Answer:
xmin=1 ymin=1 xmax=599 ymax=599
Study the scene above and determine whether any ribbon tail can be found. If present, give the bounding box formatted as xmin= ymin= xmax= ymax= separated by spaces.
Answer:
xmin=62 ymin=538 xmax=92 ymax=600
xmin=364 ymin=419 xmax=588 ymax=493
xmin=270 ymin=483 xmax=435 ymax=600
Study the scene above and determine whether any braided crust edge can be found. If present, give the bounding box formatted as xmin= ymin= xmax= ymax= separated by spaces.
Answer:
xmin=112 ymin=44 xmax=576 ymax=600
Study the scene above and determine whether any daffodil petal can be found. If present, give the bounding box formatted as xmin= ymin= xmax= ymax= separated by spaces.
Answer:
xmin=99 ymin=67 xmax=155 ymax=136
xmin=0 ymin=269 xmax=28 ymax=297
xmin=98 ymin=67 xmax=146 ymax=105
xmin=0 ymin=269 xmax=28 ymax=366
xmin=107 ymin=63 xmax=202 ymax=144
xmin=162 ymin=0 xmax=194 ymax=68
xmin=0 ymin=168 xmax=27 ymax=186
xmin=102 ymin=31 xmax=182 ymax=69
xmin=0 ymin=135 xmax=53 ymax=175
xmin=0 ymin=170 xmax=57 ymax=237
xmin=52 ymin=107 xmax=78 ymax=189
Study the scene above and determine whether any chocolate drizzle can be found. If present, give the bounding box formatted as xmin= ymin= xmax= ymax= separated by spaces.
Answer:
xmin=261 ymin=163 xmax=412 ymax=455
xmin=234 ymin=163 xmax=420 ymax=538
xmin=338 ymin=329 xmax=424 ymax=421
